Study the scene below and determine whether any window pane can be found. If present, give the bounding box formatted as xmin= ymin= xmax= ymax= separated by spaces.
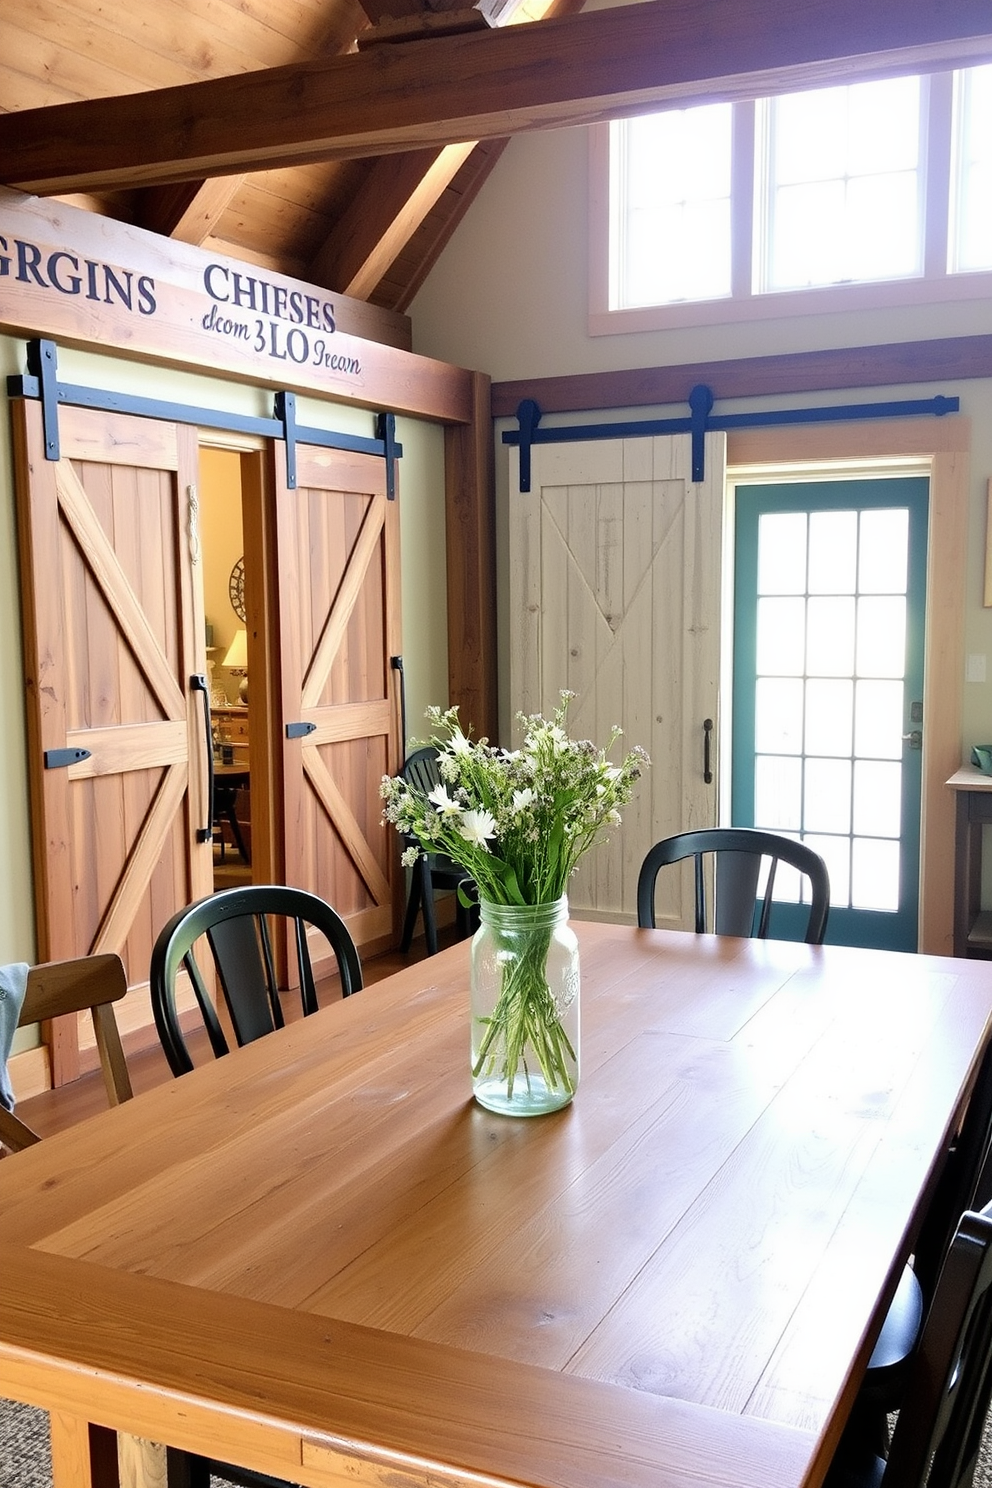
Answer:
xmin=852 ymin=837 xmax=900 ymax=911
xmin=854 ymin=760 xmax=902 ymax=838
xmin=804 ymin=757 xmax=852 ymax=834
xmin=756 ymin=678 xmax=804 ymax=753
xmin=758 ymin=512 xmax=807 ymax=594
xmin=854 ymin=679 xmax=904 ymax=759
xmin=757 ymin=597 xmax=806 ymax=674
xmin=805 ymin=678 xmax=853 ymax=757
xmin=807 ymin=597 xmax=856 ymax=677
xmin=951 ymin=64 xmax=992 ymax=274
xmin=859 ymin=509 xmax=909 ymax=593
xmin=805 ymin=833 xmax=851 ymax=908
xmin=856 ymin=596 xmax=906 ymax=678
xmin=808 ymin=511 xmax=858 ymax=594
xmin=755 ymin=755 xmax=802 ymax=831
xmin=762 ymin=76 xmax=923 ymax=292
xmin=613 ymin=104 xmax=733 ymax=308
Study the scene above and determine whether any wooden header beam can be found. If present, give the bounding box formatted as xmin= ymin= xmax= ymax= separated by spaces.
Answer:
xmin=1 ymin=0 xmax=991 ymax=194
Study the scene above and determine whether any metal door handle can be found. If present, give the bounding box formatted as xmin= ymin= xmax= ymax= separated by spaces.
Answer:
xmin=901 ymin=730 xmax=922 ymax=750
xmin=703 ymin=718 xmax=713 ymax=784
xmin=191 ymin=674 xmax=214 ymax=841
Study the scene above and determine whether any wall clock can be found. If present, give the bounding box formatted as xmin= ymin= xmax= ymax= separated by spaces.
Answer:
xmin=229 ymin=556 xmax=246 ymax=621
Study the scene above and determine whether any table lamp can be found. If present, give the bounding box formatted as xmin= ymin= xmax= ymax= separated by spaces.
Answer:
xmin=222 ymin=628 xmax=249 ymax=703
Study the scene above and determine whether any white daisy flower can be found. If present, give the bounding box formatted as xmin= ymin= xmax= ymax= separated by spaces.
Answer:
xmin=459 ymin=808 xmax=497 ymax=849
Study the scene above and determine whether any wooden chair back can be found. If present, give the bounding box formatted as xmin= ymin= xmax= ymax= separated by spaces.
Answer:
xmin=0 ymin=953 xmax=131 ymax=1153
xmin=637 ymin=827 xmax=831 ymax=945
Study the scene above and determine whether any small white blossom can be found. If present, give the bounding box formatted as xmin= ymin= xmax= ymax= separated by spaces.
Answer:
xmin=511 ymin=788 xmax=535 ymax=814
xmin=448 ymin=728 xmax=472 ymax=757
xmin=428 ymin=783 xmax=463 ymax=817
xmin=401 ymin=845 xmax=421 ymax=868
xmin=459 ymin=808 xmax=497 ymax=849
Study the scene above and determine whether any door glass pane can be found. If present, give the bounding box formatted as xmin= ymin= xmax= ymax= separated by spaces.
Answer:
xmin=852 ymin=837 xmax=900 ymax=911
xmin=808 ymin=511 xmax=858 ymax=594
xmin=859 ymin=509 xmax=909 ymax=592
xmin=856 ymin=596 xmax=906 ymax=677
xmin=757 ymin=597 xmax=806 ymax=674
xmin=755 ymin=755 xmax=802 ymax=830
xmin=758 ymin=513 xmax=807 ymax=594
xmin=805 ymin=678 xmax=853 ymax=757
xmin=854 ymin=679 xmax=904 ymax=759
xmin=805 ymin=833 xmax=852 ymax=907
xmin=854 ymin=760 xmax=902 ymax=838
xmin=756 ymin=678 xmax=804 ymax=753
xmin=804 ymin=757 xmax=852 ymax=834
xmin=807 ymin=596 xmax=855 ymax=675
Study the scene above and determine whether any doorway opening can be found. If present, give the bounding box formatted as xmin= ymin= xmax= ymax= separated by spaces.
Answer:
xmin=199 ymin=444 xmax=253 ymax=891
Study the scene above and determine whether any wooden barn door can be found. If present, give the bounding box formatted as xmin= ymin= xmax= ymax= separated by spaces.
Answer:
xmin=509 ymin=432 xmax=725 ymax=926
xmin=12 ymin=400 xmax=213 ymax=1082
xmin=265 ymin=442 xmax=402 ymax=963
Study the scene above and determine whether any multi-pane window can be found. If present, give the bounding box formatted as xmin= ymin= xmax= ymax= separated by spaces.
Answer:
xmin=752 ymin=507 xmax=911 ymax=913
xmin=758 ymin=77 xmax=924 ymax=292
xmin=603 ymin=65 xmax=991 ymax=322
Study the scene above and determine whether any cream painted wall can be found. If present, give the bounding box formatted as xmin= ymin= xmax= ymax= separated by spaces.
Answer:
xmin=410 ymin=122 xmax=992 ymax=761
xmin=0 ymin=336 xmax=448 ymax=963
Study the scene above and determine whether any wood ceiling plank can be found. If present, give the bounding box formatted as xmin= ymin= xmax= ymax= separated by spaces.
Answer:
xmin=3 ymin=0 xmax=990 ymax=194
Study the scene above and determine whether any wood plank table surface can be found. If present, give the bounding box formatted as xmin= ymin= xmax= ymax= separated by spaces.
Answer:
xmin=3 ymin=923 xmax=992 ymax=1488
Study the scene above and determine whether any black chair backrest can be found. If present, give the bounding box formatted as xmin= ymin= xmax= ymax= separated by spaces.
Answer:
xmin=401 ymin=745 xmax=442 ymax=796
xmin=150 ymin=885 xmax=362 ymax=1076
xmin=637 ymin=827 xmax=830 ymax=945
xmin=878 ymin=1201 xmax=992 ymax=1488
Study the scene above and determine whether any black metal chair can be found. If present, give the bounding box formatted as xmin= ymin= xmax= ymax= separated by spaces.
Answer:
xmin=827 ymin=1198 xmax=992 ymax=1488
xmin=150 ymin=884 xmax=362 ymax=1076
xmin=636 ymin=827 xmax=830 ymax=945
xmin=399 ymin=746 xmax=477 ymax=956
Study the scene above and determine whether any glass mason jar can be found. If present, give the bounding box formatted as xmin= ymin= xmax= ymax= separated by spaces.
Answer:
xmin=470 ymin=896 xmax=579 ymax=1116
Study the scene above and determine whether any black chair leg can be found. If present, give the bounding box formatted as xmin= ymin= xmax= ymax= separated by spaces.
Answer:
xmin=400 ymin=868 xmax=423 ymax=952
xmin=420 ymin=861 xmax=439 ymax=956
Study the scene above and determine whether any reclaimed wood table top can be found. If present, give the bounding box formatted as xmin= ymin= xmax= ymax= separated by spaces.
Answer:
xmin=3 ymin=922 xmax=992 ymax=1488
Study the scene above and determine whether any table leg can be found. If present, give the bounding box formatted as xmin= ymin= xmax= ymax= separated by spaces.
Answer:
xmin=49 ymin=1414 xmax=119 ymax=1488
xmin=118 ymin=1433 xmax=168 ymax=1488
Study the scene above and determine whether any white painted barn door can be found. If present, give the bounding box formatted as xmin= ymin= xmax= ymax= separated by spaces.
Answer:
xmin=509 ymin=432 xmax=726 ymax=925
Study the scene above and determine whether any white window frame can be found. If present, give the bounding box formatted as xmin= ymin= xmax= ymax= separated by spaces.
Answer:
xmin=589 ymin=69 xmax=992 ymax=337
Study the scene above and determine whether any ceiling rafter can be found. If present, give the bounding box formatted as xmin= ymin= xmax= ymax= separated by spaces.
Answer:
xmin=3 ymin=0 xmax=990 ymax=196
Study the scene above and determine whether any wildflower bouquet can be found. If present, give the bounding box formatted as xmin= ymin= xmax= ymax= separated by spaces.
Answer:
xmin=381 ymin=694 xmax=648 ymax=1110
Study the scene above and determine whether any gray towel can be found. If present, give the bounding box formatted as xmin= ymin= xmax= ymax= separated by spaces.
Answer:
xmin=0 ymin=962 xmax=29 ymax=1112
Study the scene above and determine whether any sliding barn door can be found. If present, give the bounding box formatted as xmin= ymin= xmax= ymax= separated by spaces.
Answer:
xmin=12 ymin=400 xmax=213 ymax=1082
xmin=509 ymin=432 xmax=726 ymax=926
xmin=268 ymin=442 xmax=402 ymax=961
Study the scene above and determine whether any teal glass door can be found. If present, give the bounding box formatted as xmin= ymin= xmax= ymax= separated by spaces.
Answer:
xmin=732 ymin=477 xmax=928 ymax=950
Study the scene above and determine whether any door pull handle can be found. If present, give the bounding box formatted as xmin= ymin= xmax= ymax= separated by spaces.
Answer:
xmin=703 ymin=718 xmax=714 ymax=784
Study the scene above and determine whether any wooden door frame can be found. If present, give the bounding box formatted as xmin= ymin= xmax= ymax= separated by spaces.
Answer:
xmin=726 ymin=416 xmax=970 ymax=955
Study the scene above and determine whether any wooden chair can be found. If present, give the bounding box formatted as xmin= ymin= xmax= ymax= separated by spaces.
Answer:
xmin=636 ymin=827 xmax=830 ymax=945
xmin=149 ymin=884 xmax=363 ymax=1077
xmin=398 ymin=746 xmax=477 ymax=956
xmin=827 ymin=1199 xmax=992 ymax=1488
xmin=0 ymin=954 xmax=131 ymax=1153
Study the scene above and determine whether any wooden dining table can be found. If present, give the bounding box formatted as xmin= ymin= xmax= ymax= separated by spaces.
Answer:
xmin=3 ymin=922 xmax=992 ymax=1488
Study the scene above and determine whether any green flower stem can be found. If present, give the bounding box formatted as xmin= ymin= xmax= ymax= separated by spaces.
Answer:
xmin=472 ymin=921 xmax=577 ymax=1098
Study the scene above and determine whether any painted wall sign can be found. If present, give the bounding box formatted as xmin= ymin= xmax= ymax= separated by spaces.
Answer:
xmin=0 ymin=188 xmax=472 ymax=424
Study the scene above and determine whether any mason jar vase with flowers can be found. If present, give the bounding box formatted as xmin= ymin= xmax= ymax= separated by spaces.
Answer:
xmin=381 ymin=694 xmax=648 ymax=1117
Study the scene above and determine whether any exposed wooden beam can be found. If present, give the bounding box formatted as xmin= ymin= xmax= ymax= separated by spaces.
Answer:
xmin=2 ymin=0 xmax=990 ymax=194
xmin=308 ymin=144 xmax=475 ymax=296
xmin=138 ymin=175 xmax=246 ymax=244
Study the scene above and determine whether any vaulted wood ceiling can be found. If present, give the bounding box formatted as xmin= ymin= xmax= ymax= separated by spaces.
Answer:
xmin=1 ymin=0 xmax=990 ymax=327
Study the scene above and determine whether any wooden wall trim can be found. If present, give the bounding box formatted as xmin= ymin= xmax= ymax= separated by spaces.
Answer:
xmin=445 ymin=371 xmax=498 ymax=743
xmin=491 ymin=336 xmax=992 ymax=419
